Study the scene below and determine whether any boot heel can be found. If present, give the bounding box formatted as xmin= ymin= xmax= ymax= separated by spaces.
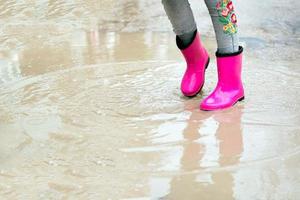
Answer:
xmin=205 ymin=57 xmax=210 ymax=70
xmin=238 ymin=96 xmax=245 ymax=101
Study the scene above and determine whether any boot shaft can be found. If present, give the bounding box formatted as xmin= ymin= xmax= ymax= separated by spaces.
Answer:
xmin=178 ymin=32 xmax=208 ymax=65
xmin=216 ymin=46 xmax=243 ymax=86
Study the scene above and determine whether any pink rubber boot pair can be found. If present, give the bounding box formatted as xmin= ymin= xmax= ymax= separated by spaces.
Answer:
xmin=178 ymin=31 xmax=244 ymax=111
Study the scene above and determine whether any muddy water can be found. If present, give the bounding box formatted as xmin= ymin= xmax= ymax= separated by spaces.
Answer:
xmin=0 ymin=0 xmax=299 ymax=199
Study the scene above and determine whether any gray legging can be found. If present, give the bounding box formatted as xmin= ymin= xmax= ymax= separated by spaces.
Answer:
xmin=162 ymin=0 xmax=239 ymax=54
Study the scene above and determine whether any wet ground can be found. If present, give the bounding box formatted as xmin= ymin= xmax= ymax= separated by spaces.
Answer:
xmin=0 ymin=0 xmax=300 ymax=199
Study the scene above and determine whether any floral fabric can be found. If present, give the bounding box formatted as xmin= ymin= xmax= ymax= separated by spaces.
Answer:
xmin=216 ymin=0 xmax=237 ymax=34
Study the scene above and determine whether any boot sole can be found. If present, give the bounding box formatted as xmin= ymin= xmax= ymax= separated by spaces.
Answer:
xmin=185 ymin=57 xmax=210 ymax=98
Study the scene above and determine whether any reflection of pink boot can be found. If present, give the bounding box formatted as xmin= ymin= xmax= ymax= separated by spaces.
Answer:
xmin=178 ymin=31 xmax=210 ymax=97
xmin=200 ymin=46 xmax=244 ymax=111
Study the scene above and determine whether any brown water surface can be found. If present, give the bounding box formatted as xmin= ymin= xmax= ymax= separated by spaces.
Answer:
xmin=0 ymin=0 xmax=299 ymax=199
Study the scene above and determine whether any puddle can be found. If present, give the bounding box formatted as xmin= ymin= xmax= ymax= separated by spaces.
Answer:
xmin=0 ymin=0 xmax=299 ymax=199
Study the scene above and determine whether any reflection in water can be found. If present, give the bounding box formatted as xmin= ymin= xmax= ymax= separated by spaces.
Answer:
xmin=0 ymin=50 xmax=21 ymax=84
xmin=156 ymin=102 xmax=244 ymax=199
xmin=0 ymin=0 xmax=299 ymax=199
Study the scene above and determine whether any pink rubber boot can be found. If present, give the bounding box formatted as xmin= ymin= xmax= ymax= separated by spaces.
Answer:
xmin=178 ymin=31 xmax=210 ymax=97
xmin=200 ymin=46 xmax=244 ymax=111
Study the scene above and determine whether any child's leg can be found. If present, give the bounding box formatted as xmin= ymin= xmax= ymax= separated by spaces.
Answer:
xmin=162 ymin=0 xmax=209 ymax=97
xmin=200 ymin=0 xmax=244 ymax=111
xmin=204 ymin=0 xmax=239 ymax=54
xmin=162 ymin=0 xmax=197 ymax=48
